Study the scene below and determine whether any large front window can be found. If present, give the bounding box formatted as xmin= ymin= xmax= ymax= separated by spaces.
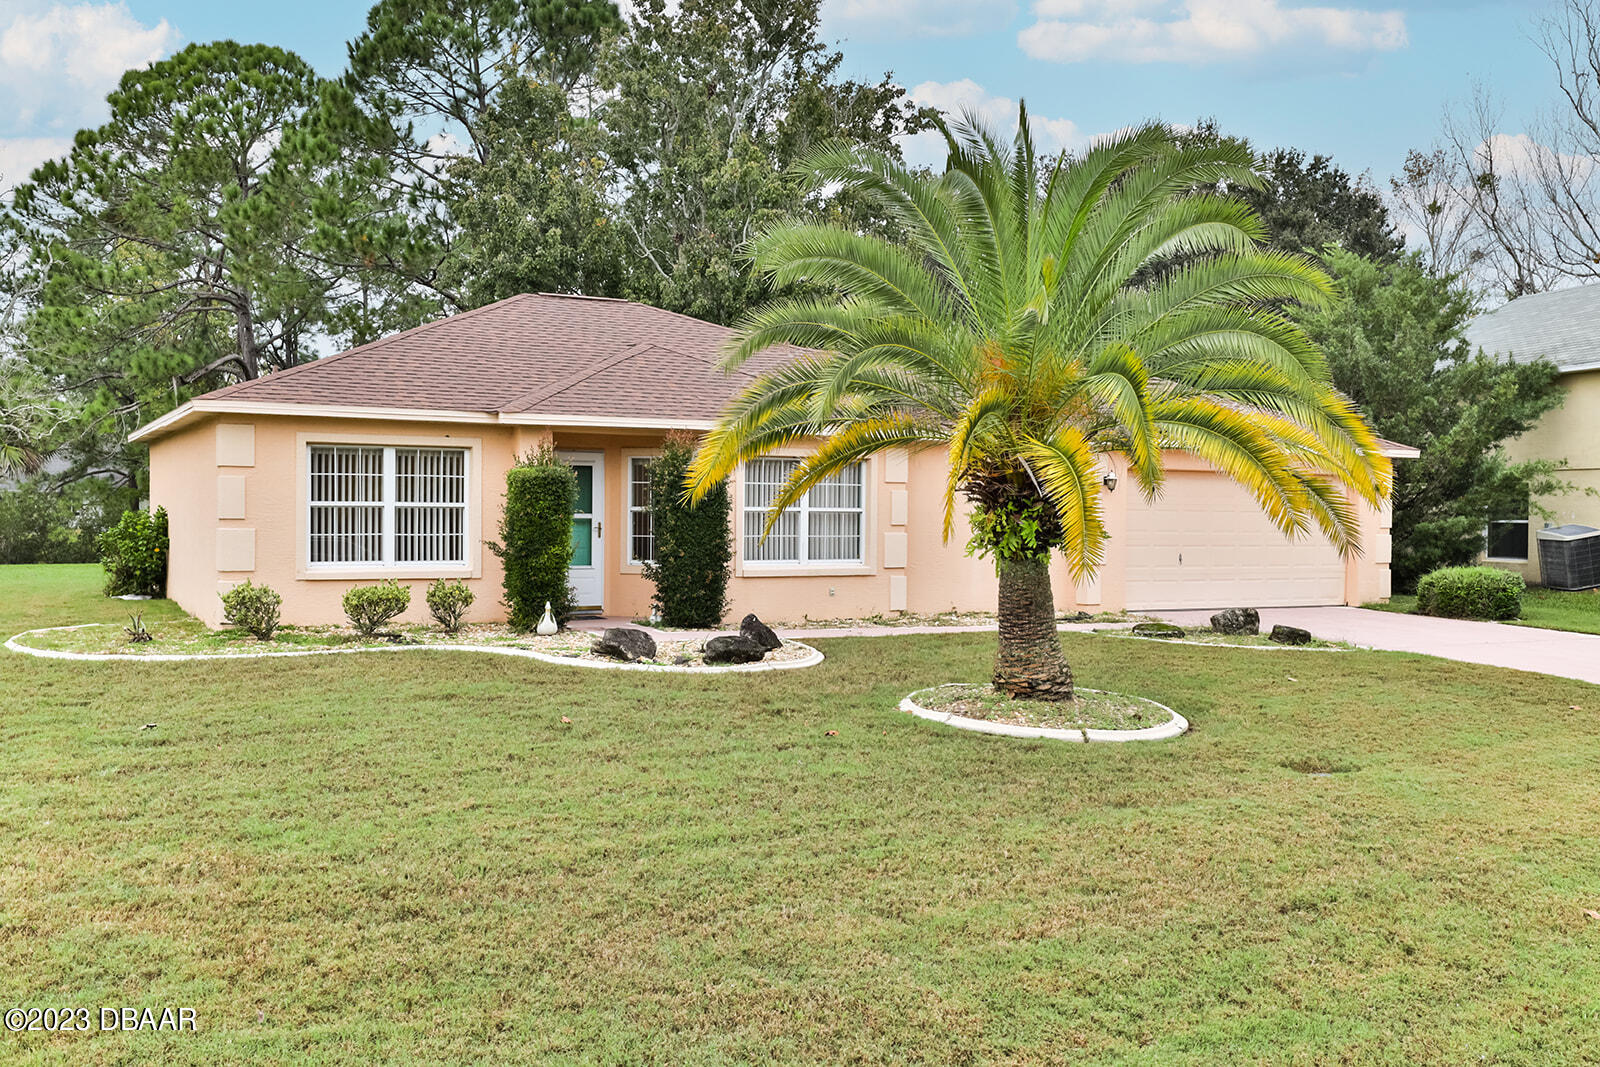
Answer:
xmin=742 ymin=458 xmax=864 ymax=565
xmin=308 ymin=444 xmax=467 ymax=567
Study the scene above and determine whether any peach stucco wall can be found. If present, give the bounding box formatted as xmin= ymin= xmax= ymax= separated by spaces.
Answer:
xmin=147 ymin=414 xmax=1393 ymax=627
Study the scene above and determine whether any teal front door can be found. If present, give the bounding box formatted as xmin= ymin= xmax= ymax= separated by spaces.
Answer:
xmin=560 ymin=451 xmax=604 ymax=613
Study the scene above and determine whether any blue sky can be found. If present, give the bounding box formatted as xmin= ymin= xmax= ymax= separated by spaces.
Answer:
xmin=0 ymin=0 xmax=1565 ymax=202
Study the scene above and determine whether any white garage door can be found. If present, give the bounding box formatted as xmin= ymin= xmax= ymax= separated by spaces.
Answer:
xmin=1122 ymin=471 xmax=1347 ymax=610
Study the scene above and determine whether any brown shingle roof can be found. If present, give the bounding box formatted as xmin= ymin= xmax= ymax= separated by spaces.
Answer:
xmin=196 ymin=293 xmax=794 ymax=421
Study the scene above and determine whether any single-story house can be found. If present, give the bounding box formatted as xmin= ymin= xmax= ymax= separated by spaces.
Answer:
xmin=1466 ymin=283 xmax=1600 ymax=583
xmin=130 ymin=293 xmax=1412 ymax=627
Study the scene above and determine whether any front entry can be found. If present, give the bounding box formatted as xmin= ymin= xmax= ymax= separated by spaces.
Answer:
xmin=561 ymin=451 xmax=605 ymax=613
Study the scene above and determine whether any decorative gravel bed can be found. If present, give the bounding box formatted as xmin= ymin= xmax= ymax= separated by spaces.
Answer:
xmin=8 ymin=620 xmax=818 ymax=669
xmin=1096 ymin=627 xmax=1350 ymax=650
xmin=912 ymin=683 xmax=1175 ymax=732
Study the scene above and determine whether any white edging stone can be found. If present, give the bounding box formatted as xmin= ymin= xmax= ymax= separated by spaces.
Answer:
xmin=4 ymin=624 xmax=823 ymax=675
xmin=899 ymin=685 xmax=1187 ymax=743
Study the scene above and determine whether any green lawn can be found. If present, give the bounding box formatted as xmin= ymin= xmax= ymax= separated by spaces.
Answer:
xmin=1374 ymin=586 xmax=1600 ymax=636
xmin=3 ymin=565 xmax=1600 ymax=1064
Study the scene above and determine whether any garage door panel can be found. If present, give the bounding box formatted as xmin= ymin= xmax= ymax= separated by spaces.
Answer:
xmin=1122 ymin=472 xmax=1346 ymax=609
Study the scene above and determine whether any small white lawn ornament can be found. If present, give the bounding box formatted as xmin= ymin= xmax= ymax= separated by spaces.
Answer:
xmin=536 ymin=602 xmax=559 ymax=635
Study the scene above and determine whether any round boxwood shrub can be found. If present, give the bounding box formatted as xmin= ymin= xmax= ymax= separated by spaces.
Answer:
xmin=343 ymin=580 xmax=412 ymax=636
xmin=1415 ymin=565 xmax=1524 ymax=620
xmin=98 ymin=506 xmax=168 ymax=597
xmin=491 ymin=446 xmax=577 ymax=630
xmin=220 ymin=580 xmax=282 ymax=641
xmin=426 ymin=578 xmax=475 ymax=633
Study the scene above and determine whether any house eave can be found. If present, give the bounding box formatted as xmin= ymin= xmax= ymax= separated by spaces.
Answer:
xmin=128 ymin=400 xmax=718 ymax=443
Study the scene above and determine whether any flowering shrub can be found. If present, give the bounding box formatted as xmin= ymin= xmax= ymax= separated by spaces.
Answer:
xmin=98 ymin=506 xmax=169 ymax=597
xmin=426 ymin=578 xmax=475 ymax=633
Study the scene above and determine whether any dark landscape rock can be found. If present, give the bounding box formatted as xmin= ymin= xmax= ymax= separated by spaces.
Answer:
xmin=1269 ymin=624 xmax=1313 ymax=646
xmin=704 ymin=634 xmax=766 ymax=664
xmin=595 ymin=627 xmax=657 ymax=661
xmin=739 ymin=613 xmax=782 ymax=652
xmin=1209 ymin=607 xmax=1260 ymax=635
xmin=1131 ymin=622 xmax=1186 ymax=639
xmin=1060 ymin=611 xmax=1093 ymax=623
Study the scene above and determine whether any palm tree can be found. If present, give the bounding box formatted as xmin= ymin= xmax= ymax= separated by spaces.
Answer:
xmin=687 ymin=105 xmax=1391 ymax=701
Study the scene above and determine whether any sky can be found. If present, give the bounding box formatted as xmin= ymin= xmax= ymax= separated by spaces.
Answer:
xmin=0 ymin=0 xmax=1568 ymax=198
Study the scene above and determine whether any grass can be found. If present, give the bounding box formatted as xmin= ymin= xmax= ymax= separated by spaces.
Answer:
xmin=1372 ymin=586 xmax=1600 ymax=636
xmin=3 ymin=564 xmax=1600 ymax=1063
xmin=911 ymin=683 xmax=1174 ymax=731
xmin=1098 ymin=627 xmax=1348 ymax=649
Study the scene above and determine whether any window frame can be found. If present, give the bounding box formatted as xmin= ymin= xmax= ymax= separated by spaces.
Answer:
xmin=626 ymin=455 xmax=656 ymax=567
xmin=1484 ymin=517 xmax=1531 ymax=563
xmin=295 ymin=432 xmax=482 ymax=581
xmin=737 ymin=455 xmax=873 ymax=574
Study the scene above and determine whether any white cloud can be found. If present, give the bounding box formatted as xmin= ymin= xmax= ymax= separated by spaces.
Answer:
xmin=1018 ymin=0 xmax=1406 ymax=65
xmin=823 ymin=0 xmax=1019 ymax=38
xmin=899 ymin=79 xmax=1085 ymax=169
xmin=0 ymin=3 xmax=178 ymax=133
xmin=0 ymin=137 xmax=71 ymax=191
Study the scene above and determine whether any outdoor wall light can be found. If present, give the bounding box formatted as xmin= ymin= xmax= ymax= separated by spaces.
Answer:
xmin=1102 ymin=471 xmax=1118 ymax=492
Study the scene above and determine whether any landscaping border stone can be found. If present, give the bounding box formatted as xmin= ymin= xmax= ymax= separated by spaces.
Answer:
xmin=898 ymin=685 xmax=1188 ymax=743
xmin=4 ymin=624 xmax=824 ymax=674
xmin=1089 ymin=630 xmax=1353 ymax=652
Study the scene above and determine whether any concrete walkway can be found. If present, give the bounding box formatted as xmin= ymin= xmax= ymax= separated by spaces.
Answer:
xmin=576 ymin=606 xmax=1600 ymax=686
xmin=1154 ymin=606 xmax=1600 ymax=686
xmin=568 ymin=616 xmax=1124 ymax=642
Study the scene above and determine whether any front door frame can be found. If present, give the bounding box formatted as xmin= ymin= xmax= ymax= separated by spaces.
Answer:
xmin=559 ymin=450 xmax=605 ymax=614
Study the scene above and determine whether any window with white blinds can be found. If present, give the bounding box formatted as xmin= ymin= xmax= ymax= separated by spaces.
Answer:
xmin=308 ymin=445 xmax=468 ymax=567
xmin=742 ymin=458 xmax=864 ymax=566
xmin=628 ymin=457 xmax=655 ymax=564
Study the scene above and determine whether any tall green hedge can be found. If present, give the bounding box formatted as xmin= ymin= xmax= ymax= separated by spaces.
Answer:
xmin=643 ymin=433 xmax=731 ymax=627
xmin=492 ymin=446 xmax=577 ymax=630
xmin=99 ymin=506 xmax=169 ymax=597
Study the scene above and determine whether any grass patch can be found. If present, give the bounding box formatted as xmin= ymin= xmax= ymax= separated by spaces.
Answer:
xmin=912 ymin=683 xmax=1173 ymax=731
xmin=4 ymin=564 xmax=1600 ymax=1063
xmin=1371 ymin=587 xmax=1600 ymax=637
xmin=1097 ymin=626 xmax=1347 ymax=649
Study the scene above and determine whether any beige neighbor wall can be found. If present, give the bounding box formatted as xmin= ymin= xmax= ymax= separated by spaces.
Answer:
xmin=1490 ymin=368 xmax=1600 ymax=585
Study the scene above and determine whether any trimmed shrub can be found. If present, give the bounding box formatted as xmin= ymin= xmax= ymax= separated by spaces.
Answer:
xmin=220 ymin=580 xmax=282 ymax=640
xmin=99 ymin=506 xmax=169 ymax=597
xmin=643 ymin=432 xmax=731 ymax=628
xmin=426 ymin=578 xmax=475 ymax=633
xmin=1416 ymin=565 xmax=1524 ymax=620
xmin=343 ymin=580 xmax=412 ymax=635
xmin=492 ymin=446 xmax=577 ymax=630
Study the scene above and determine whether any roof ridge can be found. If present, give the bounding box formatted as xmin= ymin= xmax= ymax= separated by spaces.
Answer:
xmin=201 ymin=295 xmax=528 ymax=403
xmin=499 ymin=340 xmax=656 ymax=412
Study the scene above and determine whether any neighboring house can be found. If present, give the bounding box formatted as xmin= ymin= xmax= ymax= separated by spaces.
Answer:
xmin=130 ymin=293 xmax=1409 ymax=627
xmin=1466 ymin=284 xmax=1600 ymax=584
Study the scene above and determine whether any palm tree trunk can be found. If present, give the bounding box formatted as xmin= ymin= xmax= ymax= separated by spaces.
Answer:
xmin=994 ymin=554 xmax=1074 ymax=701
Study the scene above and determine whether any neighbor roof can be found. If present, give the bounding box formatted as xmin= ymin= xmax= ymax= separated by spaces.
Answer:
xmin=1464 ymin=283 xmax=1600 ymax=374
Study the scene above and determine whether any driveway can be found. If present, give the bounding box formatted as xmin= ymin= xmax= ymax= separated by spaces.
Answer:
xmin=1154 ymin=606 xmax=1600 ymax=686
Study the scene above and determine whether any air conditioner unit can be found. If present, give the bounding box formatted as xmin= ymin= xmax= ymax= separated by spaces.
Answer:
xmin=1536 ymin=524 xmax=1600 ymax=591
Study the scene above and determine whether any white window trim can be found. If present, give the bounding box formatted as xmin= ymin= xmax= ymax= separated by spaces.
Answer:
xmin=622 ymin=451 xmax=660 ymax=571
xmin=1484 ymin=517 xmax=1531 ymax=563
xmin=295 ymin=431 xmax=482 ymax=580
xmin=735 ymin=452 xmax=877 ymax=577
